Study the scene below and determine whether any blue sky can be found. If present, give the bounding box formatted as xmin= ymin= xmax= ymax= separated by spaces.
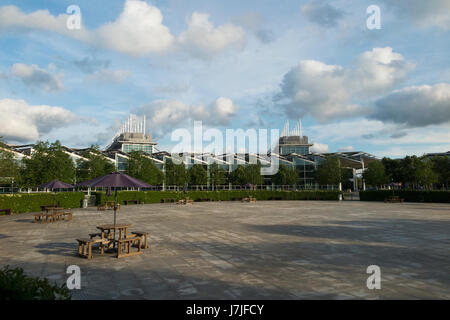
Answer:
xmin=0 ymin=0 xmax=449 ymax=158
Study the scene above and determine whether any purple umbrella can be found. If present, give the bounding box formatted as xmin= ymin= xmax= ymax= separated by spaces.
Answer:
xmin=38 ymin=180 xmax=74 ymax=189
xmin=77 ymin=172 xmax=152 ymax=238
xmin=38 ymin=180 xmax=74 ymax=207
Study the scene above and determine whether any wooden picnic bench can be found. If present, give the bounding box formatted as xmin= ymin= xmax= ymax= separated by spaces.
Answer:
xmin=0 ymin=208 xmax=12 ymax=215
xmin=34 ymin=209 xmax=72 ymax=223
xmin=178 ymin=198 xmax=193 ymax=205
xmin=98 ymin=202 xmax=120 ymax=211
xmin=123 ymin=200 xmax=141 ymax=205
xmin=76 ymin=224 xmax=149 ymax=259
xmin=115 ymin=236 xmax=143 ymax=258
xmin=384 ymin=195 xmax=404 ymax=203
xmin=76 ymin=238 xmax=110 ymax=259
xmin=131 ymin=231 xmax=149 ymax=249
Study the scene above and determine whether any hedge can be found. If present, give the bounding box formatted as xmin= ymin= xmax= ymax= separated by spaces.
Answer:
xmin=0 ymin=192 xmax=85 ymax=214
xmin=95 ymin=190 xmax=341 ymax=205
xmin=360 ymin=190 xmax=450 ymax=203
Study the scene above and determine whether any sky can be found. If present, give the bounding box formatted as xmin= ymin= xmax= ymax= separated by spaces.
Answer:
xmin=0 ymin=0 xmax=449 ymax=158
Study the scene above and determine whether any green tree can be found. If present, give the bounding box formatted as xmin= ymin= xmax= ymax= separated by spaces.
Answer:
xmin=382 ymin=157 xmax=402 ymax=183
xmin=209 ymin=163 xmax=227 ymax=189
xmin=272 ymin=164 xmax=298 ymax=186
xmin=0 ymin=148 xmax=22 ymax=188
xmin=314 ymin=156 xmax=341 ymax=186
xmin=228 ymin=165 xmax=247 ymax=185
xmin=165 ymin=160 xmax=188 ymax=187
xmin=125 ymin=151 xmax=163 ymax=185
xmin=363 ymin=161 xmax=389 ymax=188
xmin=430 ymin=156 xmax=450 ymax=189
xmin=188 ymin=164 xmax=207 ymax=185
xmin=20 ymin=141 xmax=76 ymax=187
xmin=243 ymin=164 xmax=263 ymax=186
xmin=415 ymin=159 xmax=438 ymax=189
xmin=76 ymin=145 xmax=115 ymax=182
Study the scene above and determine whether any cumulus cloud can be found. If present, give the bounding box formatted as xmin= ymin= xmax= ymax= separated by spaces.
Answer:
xmin=370 ymin=83 xmax=450 ymax=127
xmin=86 ymin=69 xmax=131 ymax=84
xmin=0 ymin=99 xmax=79 ymax=143
xmin=0 ymin=1 xmax=245 ymax=58
xmin=96 ymin=0 xmax=174 ymax=56
xmin=310 ymin=142 xmax=329 ymax=153
xmin=178 ymin=12 xmax=245 ymax=58
xmin=275 ymin=47 xmax=414 ymax=122
xmin=0 ymin=5 xmax=91 ymax=41
xmin=136 ymin=97 xmax=239 ymax=137
xmin=301 ymin=1 xmax=345 ymax=28
xmin=11 ymin=63 xmax=64 ymax=92
xmin=380 ymin=0 xmax=450 ymax=30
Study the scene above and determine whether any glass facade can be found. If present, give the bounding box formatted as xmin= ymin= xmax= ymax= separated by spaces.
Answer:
xmin=122 ymin=144 xmax=153 ymax=154
xmin=280 ymin=145 xmax=309 ymax=155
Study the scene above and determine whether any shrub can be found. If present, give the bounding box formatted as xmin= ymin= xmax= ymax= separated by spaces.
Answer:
xmin=0 ymin=192 xmax=85 ymax=214
xmin=95 ymin=190 xmax=341 ymax=205
xmin=0 ymin=265 xmax=71 ymax=300
xmin=360 ymin=190 xmax=450 ymax=203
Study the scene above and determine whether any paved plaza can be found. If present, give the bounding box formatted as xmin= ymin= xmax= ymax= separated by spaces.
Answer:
xmin=0 ymin=200 xmax=449 ymax=299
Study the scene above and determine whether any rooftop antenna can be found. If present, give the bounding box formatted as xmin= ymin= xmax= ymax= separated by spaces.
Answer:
xmin=281 ymin=120 xmax=289 ymax=137
xmin=299 ymin=118 xmax=303 ymax=137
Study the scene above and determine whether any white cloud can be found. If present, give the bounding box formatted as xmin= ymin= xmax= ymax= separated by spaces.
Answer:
xmin=371 ymin=83 xmax=450 ymax=127
xmin=136 ymin=97 xmax=239 ymax=137
xmin=0 ymin=99 xmax=79 ymax=143
xmin=310 ymin=142 xmax=329 ymax=153
xmin=0 ymin=1 xmax=245 ymax=58
xmin=86 ymin=69 xmax=131 ymax=84
xmin=178 ymin=12 xmax=245 ymax=58
xmin=276 ymin=47 xmax=414 ymax=122
xmin=11 ymin=63 xmax=64 ymax=92
xmin=0 ymin=5 xmax=91 ymax=41
xmin=211 ymin=97 xmax=239 ymax=124
xmin=96 ymin=0 xmax=174 ymax=56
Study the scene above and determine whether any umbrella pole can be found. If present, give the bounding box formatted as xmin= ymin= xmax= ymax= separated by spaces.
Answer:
xmin=114 ymin=188 xmax=117 ymax=242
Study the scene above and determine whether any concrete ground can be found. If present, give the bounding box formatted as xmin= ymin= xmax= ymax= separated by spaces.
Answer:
xmin=0 ymin=201 xmax=449 ymax=300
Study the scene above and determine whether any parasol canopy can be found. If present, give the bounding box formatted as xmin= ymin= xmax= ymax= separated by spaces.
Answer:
xmin=38 ymin=180 xmax=74 ymax=189
xmin=77 ymin=171 xmax=152 ymax=188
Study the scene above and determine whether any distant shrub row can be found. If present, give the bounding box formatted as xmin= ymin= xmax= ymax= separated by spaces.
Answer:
xmin=359 ymin=190 xmax=450 ymax=203
xmin=0 ymin=192 xmax=85 ymax=214
xmin=95 ymin=190 xmax=341 ymax=205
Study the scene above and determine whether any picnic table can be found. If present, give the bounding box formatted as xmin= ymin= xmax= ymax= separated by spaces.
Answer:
xmin=384 ymin=195 xmax=404 ymax=203
xmin=35 ymin=207 xmax=72 ymax=223
xmin=77 ymin=224 xmax=148 ymax=259
xmin=123 ymin=200 xmax=141 ymax=205
xmin=97 ymin=202 xmax=120 ymax=211
xmin=96 ymin=224 xmax=131 ymax=241
xmin=0 ymin=208 xmax=12 ymax=215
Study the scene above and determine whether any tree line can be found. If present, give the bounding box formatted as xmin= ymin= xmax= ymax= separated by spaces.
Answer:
xmin=1 ymin=139 xmax=448 ymax=189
